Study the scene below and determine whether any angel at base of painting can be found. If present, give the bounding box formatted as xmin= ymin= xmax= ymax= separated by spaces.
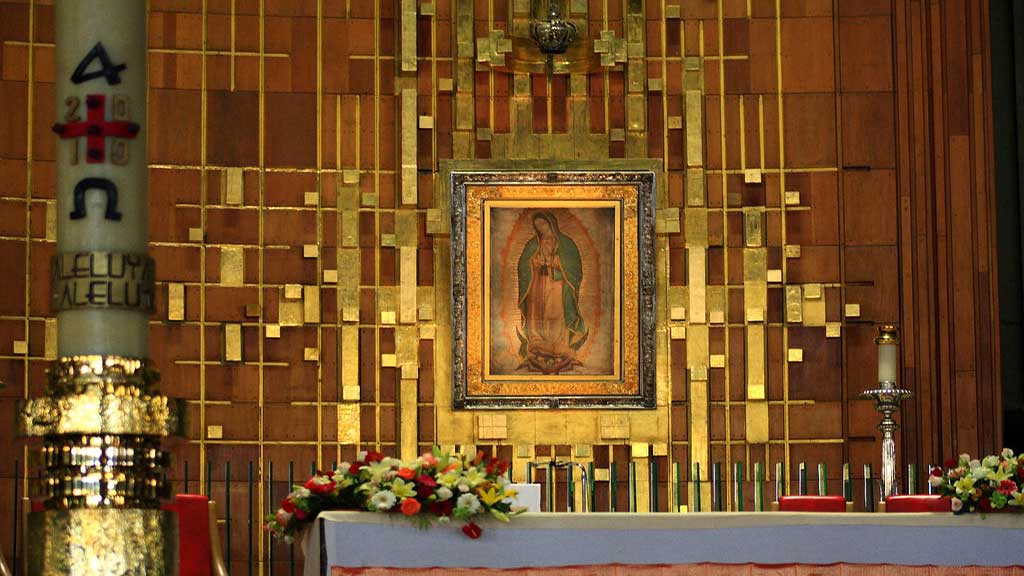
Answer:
xmin=515 ymin=211 xmax=589 ymax=375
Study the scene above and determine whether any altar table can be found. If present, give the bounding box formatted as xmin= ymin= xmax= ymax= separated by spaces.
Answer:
xmin=304 ymin=511 xmax=1024 ymax=576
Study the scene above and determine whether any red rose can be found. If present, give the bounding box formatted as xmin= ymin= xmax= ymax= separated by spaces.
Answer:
xmin=931 ymin=467 xmax=943 ymax=477
xmin=462 ymin=521 xmax=482 ymax=539
xmin=979 ymin=497 xmax=992 ymax=512
xmin=429 ymin=500 xmax=453 ymax=517
xmin=416 ymin=484 xmax=435 ymax=499
xmin=365 ymin=451 xmax=384 ymax=463
xmin=416 ymin=475 xmax=437 ymax=487
xmin=397 ymin=467 xmax=416 ymax=480
xmin=496 ymin=460 xmax=510 ymax=476
xmin=943 ymin=458 xmax=957 ymax=469
xmin=400 ymin=498 xmax=422 ymax=516
xmin=350 ymin=462 xmax=364 ymax=474
xmin=304 ymin=478 xmax=336 ymax=496
xmin=282 ymin=498 xmax=296 ymax=513
xmin=295 ymin=508 xmax=308 ymax=520
xmin=1017 ymin=467 xmax=1024 ymax=480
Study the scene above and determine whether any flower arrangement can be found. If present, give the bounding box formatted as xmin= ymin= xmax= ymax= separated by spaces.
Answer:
xmin=266 ymin=449 xmax=521 ymax=542
xmin=929 ymin=448 xmax=1024 ymax=513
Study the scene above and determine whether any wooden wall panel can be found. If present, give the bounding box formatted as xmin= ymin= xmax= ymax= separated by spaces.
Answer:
xmin=0 ymin=0 xmax=1002 ymax=567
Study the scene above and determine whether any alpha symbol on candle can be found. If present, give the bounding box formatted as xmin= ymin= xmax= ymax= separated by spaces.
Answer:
xmin=70 ymin=177 xmax=122 ymax=221
xmin=71 ymin=42 xmax=126 ymax=85
xmin=52 ymin=95 xmax=139 ymax=164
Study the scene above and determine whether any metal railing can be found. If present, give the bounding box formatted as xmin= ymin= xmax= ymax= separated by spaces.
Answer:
xmin=1 ymin=457 xmax=934 ymax=574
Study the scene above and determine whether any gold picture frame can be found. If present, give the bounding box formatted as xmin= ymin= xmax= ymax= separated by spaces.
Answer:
xmin=449 ymin=165 xmax=656 ymax=409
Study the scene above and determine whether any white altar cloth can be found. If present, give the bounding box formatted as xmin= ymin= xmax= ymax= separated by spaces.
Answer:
xmin=304 ymin=511 xmax=1024 ymax=575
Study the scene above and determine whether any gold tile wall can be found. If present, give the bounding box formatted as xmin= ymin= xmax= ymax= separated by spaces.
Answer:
xmin=0 ymin=0 xmax=919 ymax=570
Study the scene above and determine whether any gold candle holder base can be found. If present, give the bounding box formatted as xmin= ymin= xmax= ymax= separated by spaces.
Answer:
xmin=27 ymin=509 xmax=177 ymax=576
xmin=17 ymin=356 xmax=181 ymax=574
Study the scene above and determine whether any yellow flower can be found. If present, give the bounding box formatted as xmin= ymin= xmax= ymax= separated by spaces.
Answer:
xmin=954 ymin=476 xmax=976 ymax=496
xmin=464 ymin=468 xmax=486 ymax=487
xmin=986 ymin=467 xmax=1012 ymax=483
xmin=389 ymin=478 xmax=416 ymax=499
xmin=1010 ymin=491 xmax=1024 ymax=507
xmin=477 ymin=485 xmax=503 ymax=506
xmin=366 ymin=461 xmax=394 ymax=483
xmin=503 ymin=489 xmax=518 ymax=500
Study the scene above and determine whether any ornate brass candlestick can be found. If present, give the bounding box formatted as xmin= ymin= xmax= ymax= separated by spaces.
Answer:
xmin=16 ymin=1 xmax=180 ymax=573
xmin=858 ymin=325 xmax=912 ymax=501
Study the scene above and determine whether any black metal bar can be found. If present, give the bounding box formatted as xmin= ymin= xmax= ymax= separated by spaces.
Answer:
xmin=289 ymin=461 xmax=295 ymax=576
xmin=184 ymin=460 xmax=190 ymax=494
xmin=225 ymin=461 xmax=231 ymax=569
xmin=693 ymin=463 xmax=701 ymax=512
xmin=13 ymin=459 xmax=19 ymax=576
xmin=248 ymin=461 xmax=254 ymax=576
xmin=843 ymin=463 xmax=852 ymax=501
xmin=649 ymin=459 xmax=658 ymax=512
xmin=610 ymin=463 xmax=617 ymax=512
xmin=734 ymin=462 xmax=743 ymax=511
xmin=711 ymin=462 xmax=722 ymax=511
xmin=589 ymin=461 xmax=596 ymax=512
xmin=774 ymin=462 xmax=784 ymax=501
xmin=269 ymin=460 xmax=274 ymax=574
xmin=863 ymin=464 xmax=875 ymax=512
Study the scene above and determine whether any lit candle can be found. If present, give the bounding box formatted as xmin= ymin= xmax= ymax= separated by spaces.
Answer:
xmin=54 ymin=0 xmax=151 ymax=358
xmin=876 ymin=325 xmax=899 ymax=388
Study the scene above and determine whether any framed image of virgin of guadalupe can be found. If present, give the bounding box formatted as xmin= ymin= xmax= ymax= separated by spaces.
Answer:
xmin=450 ymin=168 xmax=656 ymax=409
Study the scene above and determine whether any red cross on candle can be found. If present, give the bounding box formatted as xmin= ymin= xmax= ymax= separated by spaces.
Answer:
xmin=52 ymin=94 xmax=139 ymax=164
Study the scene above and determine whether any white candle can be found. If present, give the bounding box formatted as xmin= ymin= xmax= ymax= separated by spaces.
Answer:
xmin=877 ymin=342 xmax=898 ymax=386
xmin=55 ymin=0 xmax=149 ymax=358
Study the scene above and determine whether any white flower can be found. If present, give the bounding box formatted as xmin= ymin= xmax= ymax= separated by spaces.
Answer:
xmin=436 ymin=486 xmax=453 ymax=501
xmin=969 ymin=459 xmax=981 ymax=469
xmin=951 ymin=497 xmax=963 ymax=512
xmin=438 ymin=516 xmax=450 ymax=524
xmin=457 ymin=483 xmax=470 ymax=493
xmin=457 ymin=493 xmax=481 ymax=513
xmin=983 ymin=455 xmax=1000 ymax=469
xmin=294 ymin=487 xmax=312 ymax=499
xmin=1002 ymin=448 xmax=1015 ymax=459
xmin=370 ymin=490 xmax=397 ymax=510
xmin=497 ymin=475 xmax=510 ymax=488
xmin=357 ymin=451 xmax=368 ymax=461
xmin=972 ymin=466 xmax=989 ymax=481
xmin=959 ymin=453 xmax=971 ymax=465
xmin=928 ymin=475 xmax=943 ymax=488
xmin=382 ymin=457 xmax=402 ymax=467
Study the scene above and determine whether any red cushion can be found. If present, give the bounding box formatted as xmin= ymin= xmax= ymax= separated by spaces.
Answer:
xmin=164 ymin=494 xmax=213 ymax=576
xmin=885 ymin=495 xmax=951 ymax=512
xmin=778 ymin=495 xmax=848 ymax=512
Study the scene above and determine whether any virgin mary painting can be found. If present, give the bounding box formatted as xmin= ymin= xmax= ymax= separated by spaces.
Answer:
xmin=515 ymin=211 xmax=589 ymax=375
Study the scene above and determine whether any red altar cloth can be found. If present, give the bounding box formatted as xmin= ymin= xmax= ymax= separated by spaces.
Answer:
xmin=333 ymin=564 xmax=1024 ymax=575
